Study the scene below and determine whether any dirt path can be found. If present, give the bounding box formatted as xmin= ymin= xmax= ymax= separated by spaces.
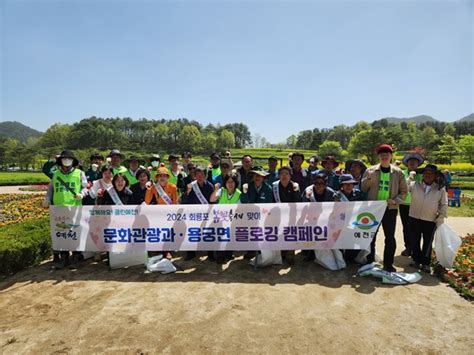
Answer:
xmin=0 ymin=218 xmax=473 ymax=353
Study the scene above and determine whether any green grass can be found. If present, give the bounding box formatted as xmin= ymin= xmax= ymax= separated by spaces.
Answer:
xmin=0 ymin=172 xmax=50 ymax=186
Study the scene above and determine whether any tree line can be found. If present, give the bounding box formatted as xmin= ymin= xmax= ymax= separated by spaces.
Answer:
xmin=0 ymin=116 xmax=473 ymax=169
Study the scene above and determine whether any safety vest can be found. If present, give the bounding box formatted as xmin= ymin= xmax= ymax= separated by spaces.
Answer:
xmin=124 ymin=169 xmax=138 ymax=186
xmin=377 ymin=171 xmax=391 ymax=201
xmin=168 ymin=169 xmax=186 ymax=186
xmin=52 ymin=168 xmax=83 ymax=206
xmin=112 ymin=166 xmax=128 ymax=176
xmin=211 ymin=167 xmax=221 ymax=182
xmin=218 ymin=188 xmax=241 ymax=204
xmin=402 ymin=170 xmax=422 ymax=204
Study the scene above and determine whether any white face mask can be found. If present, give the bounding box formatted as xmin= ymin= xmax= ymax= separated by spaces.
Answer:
xmin=62 ymin=158 xmax=73 ymax=167
xmin=151 ymin=161 xmax=159 ymax=168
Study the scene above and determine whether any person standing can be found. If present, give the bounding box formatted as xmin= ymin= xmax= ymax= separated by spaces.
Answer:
xmin=181 ymin=166 xmax=215 ymax=261
xmin=290 ymin=152 xmax=310 ymax=191
xmin=130 ymin=168 xmax=153 ymax=205
xmin=361 ymin=144 xmax=407 ymax=272
xmin=235 ymin=155 xmax=253 ymax=190
xmin=266 ymin=155 xmax=279 ymax=185
xmin=317 ymin=155 xmax=340 ymax=191
xmin=399 ymin=152 xmax=424 ymax=256
xmin=43 ymin=150 xmax=89 ymax=269
xmin=210 ymin=173 xmax=241 ymax=264
xmin=408 ymin=164 xmax=448 ymax=273
xmin=124 ymin=156 xmax=142 ymax=186
xmin=271 ymin=166 xmax=302 ymax=264
xmin=108 ymin=149 xmax=128 ymax=175
xmin=144 ymin=164 xmax=179 ymax=260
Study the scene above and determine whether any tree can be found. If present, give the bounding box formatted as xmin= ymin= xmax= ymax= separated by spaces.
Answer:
xmin=458 ymin=135 xmax=474 ymax=164
xmin=38 ymin=123 xmax=72 ymax=149
xmin=296 ymin=130 xmax=313 ymax=150
xmin=327 ymin=125 xmax=352 ymax=149
xmin=348 ymin=128 xmax=386 ymax=164
xmin=416 ymin=126 xmax=439 ymax=151
xmin=199 ymin=132 xmax=217 ymax=153
xmin=180 ymin=125 xmax=201 ymax=152
xmin=286 ymin=135 xmax=297 ymax=149
xmin=435 ymin=135 xmax=458 ymax=164
xmin=443 ymin=123 xmax=455 ymax=136
xmin=318 ymin=140 xmax=345 ymax=161
xmin=217 ymin=129 xmax=235 ymax=150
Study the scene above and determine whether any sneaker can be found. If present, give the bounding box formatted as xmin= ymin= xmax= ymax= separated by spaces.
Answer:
xmin=421 ymin=265 xmax=431 ymax=273
xmin=243 ymin=251 xmax=256 ymax=260
xmin=401 ymin=249 xmax=411 ymax=257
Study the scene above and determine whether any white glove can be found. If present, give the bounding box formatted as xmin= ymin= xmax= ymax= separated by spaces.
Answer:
xmin=292 ymin=182 xmax=300 ymax=192
xmin=242 ymin=183 xmax=248 ymax=193
xmin=75 ymin=193 xmax=83 ymax=201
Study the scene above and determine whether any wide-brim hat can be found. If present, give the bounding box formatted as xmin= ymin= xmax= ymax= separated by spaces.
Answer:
xmin=321 ymin=155 xmax=339 ymax=168
xmin=339 ymin=174 xmax=358 ymax=185
xmin=90 ymin=152 xmax=104 ymax=161
xmin=56 ymin=150 xmax=79 ymax=167
xmin=250 ymin=166 xmax=269 ymax=177
xmin=108 ymin=149 xmax=125 ymax=159
xmin=421 ymin=164 xmax=438 ymax=173
xmin=345 ymin=159 xmax=367 ymax=171
xmin=149 ymin=154 xmax=161 ymax=162
xmin=402 ymin=153 xmax=425 ymax=166
xmin=168 ymin=154 xmax=180 ymax=161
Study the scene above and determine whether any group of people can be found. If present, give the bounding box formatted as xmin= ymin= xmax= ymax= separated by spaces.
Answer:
xmin=42 ymin=145 xmax=448 ymax=273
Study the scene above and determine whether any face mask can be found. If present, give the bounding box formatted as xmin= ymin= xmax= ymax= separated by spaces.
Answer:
xmin=151 ymin=161 xmax=159 ymax=168
xmin=62 ymin=158 xmax=73 ymax=167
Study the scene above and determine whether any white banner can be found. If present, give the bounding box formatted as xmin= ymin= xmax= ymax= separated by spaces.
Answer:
xmin=49 ymin=201 xmax=387 ymax=252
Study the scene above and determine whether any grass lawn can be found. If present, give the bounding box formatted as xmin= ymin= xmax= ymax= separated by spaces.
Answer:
xmin=0 ymin=172 xmax=50 ymax=186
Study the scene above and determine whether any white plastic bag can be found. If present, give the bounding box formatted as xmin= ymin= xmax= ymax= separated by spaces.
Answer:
xmin=250 ymin=250 xmax=282 ymax=267
xmin=109 ymin=250 xmax=148 ymax=269
xmin=434 ymin=223 xmax=462 ymax=268
xmin=314 ymin=250 xmax=346 ymax=271
xmin=146 ymin=255 xmax=177 ymax=274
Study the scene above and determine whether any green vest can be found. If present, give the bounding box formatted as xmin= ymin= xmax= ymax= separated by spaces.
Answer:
xmin=402 ymin=170 xmax=422 ymax=204
xmin=168 ymin=169 xmax=187 ymax=186
xmin=112 ymin=166 xmax=128 ymax=176
xmin=52 ymin=168 xmax=83 ymax=206
xmin=377 ymin=171 xmax=391 ymax=201
xmin=124 ymin=169 xmax=138 ymax=186
xmin=212 ymin=167 xmax=221 ymax=180
xmin=218 ymin=188 xmax=241 ymax=204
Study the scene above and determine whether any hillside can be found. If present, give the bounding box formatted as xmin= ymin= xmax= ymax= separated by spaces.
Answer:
xmin=0 ymin=121 xmax=42 ymax=143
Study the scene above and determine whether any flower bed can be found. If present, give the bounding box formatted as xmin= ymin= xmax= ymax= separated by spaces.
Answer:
xmin=18 ymin=184 xmax=49 ymax=192
xmin=0 ymin=193 xmax=49 ymax=227
xmin=433 ymin=234 xmax=474 ymax=301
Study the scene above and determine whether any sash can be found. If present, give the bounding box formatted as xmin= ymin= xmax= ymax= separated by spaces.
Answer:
xmin=192 ymin=180 xmax=208 ymax=205
xmin=56 ymin=176 xmax=77 ymax=197
xmin=155 ymin=183 xmax=173 ymax=205
xmin=107 ymin=187 xmax=123 ymax=205
xmin=272 ymin=181 xmax=281 ymax=202
xmin=338 ymin=192 xmax=350 ymax=202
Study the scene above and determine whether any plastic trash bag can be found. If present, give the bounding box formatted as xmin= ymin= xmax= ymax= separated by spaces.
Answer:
xmin=357 ymin=263 xmax=422 ymax=284
xmin=146 ymin=255 xmax=177 ymax=274
xmin=109 ymin=250 xmax=148 ymax=270
xmin=249 ymin=250 xmax=282 ymax=267
xmin=434 ymin=223 xmax=462 ymax=268
xmin=314 ymin=249 xmax=347 ymax=270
